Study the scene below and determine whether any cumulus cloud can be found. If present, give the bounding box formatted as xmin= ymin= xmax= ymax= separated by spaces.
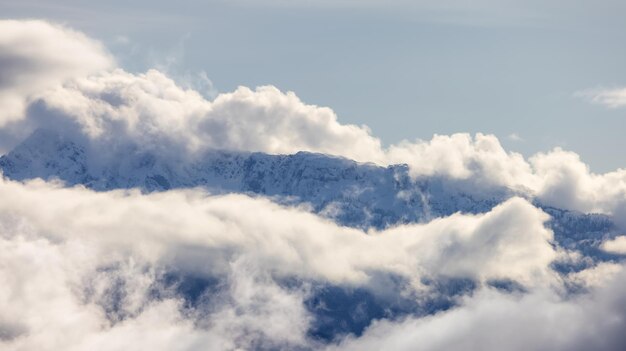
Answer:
xmin=9 ymin=68 xmax=626 ymax=223
xmin=530 ymin=149 xmax=626 ymax=216
xmin=0 ymin=20 xmax=113 ymax=127
xmin=33 ymin=70 xmax=384 ymax=162
xmin=386 ymin=136 xmax=626 ymax=224
xmin=0 ymin=20 xmax=624 ymax=223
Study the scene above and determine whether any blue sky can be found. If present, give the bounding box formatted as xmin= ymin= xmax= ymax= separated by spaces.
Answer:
xmin=2 ymin=0 xmax=625 ymax=171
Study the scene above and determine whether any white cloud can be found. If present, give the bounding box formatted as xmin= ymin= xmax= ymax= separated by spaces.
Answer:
xmin=0 ymin=20 xmax=113 ymax=127
xmin=14 ymin=68 xmax=384 ymax=164
xmin=386 ymin=133 xmax=536 ymax=188
xmin=0 ymin=177 xmax=558 ymax=288
xmin=331 ymin=267 xmax=626 ymax=351
xmin=530 ymin=149 xmax=626 ymax=215
xmin=601 ymin=236 xmax=626 ymax=254
xmin=0 ymin=237 xmax=310 ymax=350
xmin=577 ymin=87 xmax=626 ymax=108
xmin=0 ymin=176 xmax=564 ymax=349
xmin=1 ymin=19 xmax=626 ymax=224
xmin=567 ymin=262 xmax=623 ymax=289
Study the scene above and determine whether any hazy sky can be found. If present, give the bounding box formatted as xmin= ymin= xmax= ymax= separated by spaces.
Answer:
xmin=2 ymin=0 xmax=625 ymax=171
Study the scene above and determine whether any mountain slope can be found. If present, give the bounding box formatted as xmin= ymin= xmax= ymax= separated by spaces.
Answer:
xmin=0 ymin=128 xmax=619 ymax=255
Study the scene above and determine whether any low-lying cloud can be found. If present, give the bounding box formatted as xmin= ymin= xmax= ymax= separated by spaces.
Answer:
xmin=333 ymin=271 xmax=626 ymax=351
xmin=0 ymin=175 xmax=611 ymax=350
xmin=0 ymin=177 xmax=557 ymax=288
xmin=0 ymin=176 xmax=622 ymax=350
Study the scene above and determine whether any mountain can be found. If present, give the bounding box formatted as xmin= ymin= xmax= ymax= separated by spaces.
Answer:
xmin=0 ymin=129 xmax=509 ymax=228
xmin=0 ymin=128 xmax=619 ymax=255
xmin=1 ymin=128 xmax=622 ymax=340
xmin=1 ymin=129 xmax=619 ymax=242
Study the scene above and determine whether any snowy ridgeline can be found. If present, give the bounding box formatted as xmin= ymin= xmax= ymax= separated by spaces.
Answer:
xmin=0 ymin=128 xmax=619 ymax=256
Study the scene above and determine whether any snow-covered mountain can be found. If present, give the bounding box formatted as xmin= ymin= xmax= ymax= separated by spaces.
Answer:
xmin=0 ymin=128 xmax=509 ymax=228
xmin=0 ymin=129 xmax=618 ymax=251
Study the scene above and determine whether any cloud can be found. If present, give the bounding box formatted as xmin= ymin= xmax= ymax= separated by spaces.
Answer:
xmin=0 ymin=170 xmax=617 ymax=350
xmin=385 ymin=133 xmax=535 ymax=188
xmin=0 ymin=176 xmax=561 ymax=349
xmin=1 ymin=19 xmax=626 ymax=224
xmin=0 ymin=20 xmax=113 ymax=127
xmin=601 ymin=236 xmax=626 ymax=254
xmin=0 ymin=233 xmax=311 ymax=350
xmin=11 ymin=68 xmax=384 ymax=164
xmin=0 ymin=177 xmax=558 ymax=288
xmin=508 ymin=133 xmax=523 ymax=142
xmin=530 ymin=149 xmax=626 ymax=216
xmin=576 ymin=87 xmax=626 ymax=108
xmin=566 ymin=262 xmax=623 ymax=289
xmin=330 ymin=267 xmax=626 ymax=351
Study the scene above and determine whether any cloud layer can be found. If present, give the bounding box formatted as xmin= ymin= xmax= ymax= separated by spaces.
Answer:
xmin=0 ymin=175 xmax=618 ymax=350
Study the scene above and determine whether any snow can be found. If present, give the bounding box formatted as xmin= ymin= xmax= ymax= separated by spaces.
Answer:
xmin=0 ymin=128 xmax=620 ymax=257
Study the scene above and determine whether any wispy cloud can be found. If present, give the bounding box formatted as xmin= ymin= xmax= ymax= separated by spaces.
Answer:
xmin=576 ymin=87 xmax=626 ymax=109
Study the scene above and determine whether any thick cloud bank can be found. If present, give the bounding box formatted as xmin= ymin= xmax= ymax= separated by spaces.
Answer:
xmin=0 ymin=177 xmax=557 ymax=289
xmin=0 ymin=176 xmax=621 ymax=350
xmin=1 ymin=19 xmax=626 ymax=350
xmin=0 ymin=176 xmax=624 ymax=350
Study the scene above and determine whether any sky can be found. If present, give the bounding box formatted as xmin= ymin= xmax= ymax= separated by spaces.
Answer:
xmin=1 ymin=0 xmax=625 ymax=172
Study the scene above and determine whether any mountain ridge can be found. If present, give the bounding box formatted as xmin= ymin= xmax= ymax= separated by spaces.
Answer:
xmin=0 ymin=128 xmax=619 ymax=256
